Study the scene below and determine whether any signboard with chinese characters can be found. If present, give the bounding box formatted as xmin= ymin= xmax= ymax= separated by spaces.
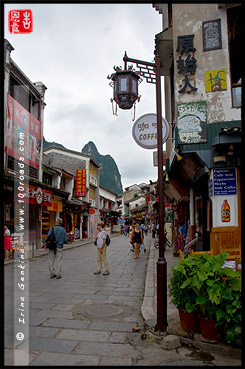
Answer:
xmin=176 ymin=34 xmax=197 ymax=94
xmin=21 ymin=184 xmax=53 ymax=206
xmin=5 ymin=94 xmax=41 ymax=168
xmin=177 ymin=101 xmax=207 ymax=144
xmin=75 ymin=169 xmax=86 ymax=197
xmin=213 ymin=168 xmax=237 ymax=196
xmin=132 ymin=113 xmax=169 ymax=149
xmin=205 ymin=69 xmax=227 ymax=92
xmin=203 ymin=19 xmax=222 ymax=51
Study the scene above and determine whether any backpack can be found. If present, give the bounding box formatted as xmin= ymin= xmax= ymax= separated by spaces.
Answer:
xmin=105 ymin=234 xmax=110 ymax=246
xmin=46 ymin=227 xmax=57 ymax=251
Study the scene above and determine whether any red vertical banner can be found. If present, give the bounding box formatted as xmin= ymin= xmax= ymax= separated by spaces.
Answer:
xmin=75 ymin=170 xmax=86 ymax=197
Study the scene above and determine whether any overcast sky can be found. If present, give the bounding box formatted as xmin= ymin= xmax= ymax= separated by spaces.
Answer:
xmin=4 ymin=3 xmax=165 ymax=190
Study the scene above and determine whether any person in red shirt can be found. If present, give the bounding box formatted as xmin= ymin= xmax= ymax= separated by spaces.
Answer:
xmin=4 ymin=225 xmax=12 ymax=260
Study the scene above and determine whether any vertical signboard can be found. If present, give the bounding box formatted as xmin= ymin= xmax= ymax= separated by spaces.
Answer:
xmin=210 ymin=168 xmax=238 ymax=227
xmin=5 ymin=94 xmax=41 ymax=168
xmin=75 ymin=170 xmax=86 ymax=197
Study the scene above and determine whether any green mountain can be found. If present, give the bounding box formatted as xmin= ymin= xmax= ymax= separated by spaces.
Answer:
xmin=82 ymin=141 xmax=123 ymax=195
xmin=43 ymin=137 xmax=65 ymax=149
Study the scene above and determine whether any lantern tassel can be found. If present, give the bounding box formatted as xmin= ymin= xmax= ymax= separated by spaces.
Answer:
xmin=110 ymin=98 xmax=118 ymax=116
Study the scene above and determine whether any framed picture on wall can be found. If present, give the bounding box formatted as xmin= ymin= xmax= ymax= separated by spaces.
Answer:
xmin=203 ymin=19 xmax=222 ymax=51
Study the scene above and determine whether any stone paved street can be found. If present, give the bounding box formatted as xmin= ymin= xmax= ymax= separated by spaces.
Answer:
xmin=4 ymin=234 xmax=241 ymax=366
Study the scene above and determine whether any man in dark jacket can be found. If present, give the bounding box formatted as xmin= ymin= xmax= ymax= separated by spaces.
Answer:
xmin=44 ymin=218 xmax=67 ymax=279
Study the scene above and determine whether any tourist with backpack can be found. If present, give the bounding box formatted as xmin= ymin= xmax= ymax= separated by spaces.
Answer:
xmin=93 ymin=221 xmax=110 ymax=276
xmin=44 ymin=218 xmax=67 ymax=279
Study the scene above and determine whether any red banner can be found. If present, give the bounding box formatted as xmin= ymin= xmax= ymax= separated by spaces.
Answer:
xmin=5 ymin=94 xmax=41 ymax=169
xmin=75 ymin=169 xmax=86 ymax=197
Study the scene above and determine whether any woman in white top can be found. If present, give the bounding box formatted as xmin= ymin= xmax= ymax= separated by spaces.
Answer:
xmin=94 ymin=221 xmax=110 ymax=275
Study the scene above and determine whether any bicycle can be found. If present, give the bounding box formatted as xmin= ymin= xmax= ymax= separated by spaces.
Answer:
xmin=154 ymin=238 xmax=172 ymax=249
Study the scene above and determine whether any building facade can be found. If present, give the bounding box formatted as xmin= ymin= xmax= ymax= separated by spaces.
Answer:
xmin=4 ymin=39 xmax=47 ymax=250
xmin=43 ymin=146 xmax=100 ymax=240
xmin=153 ymin=3 xmax=242 ymax=254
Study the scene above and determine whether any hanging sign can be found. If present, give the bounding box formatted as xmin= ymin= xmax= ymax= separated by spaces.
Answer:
xmin=132 ymin=113 xmax=169 ymax=149
xmin=75 ymin=169 xmax=86 ymax=197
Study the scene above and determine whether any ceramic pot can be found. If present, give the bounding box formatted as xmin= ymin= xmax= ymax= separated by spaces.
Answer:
xmin=198 ymin=315 xmax=221 ymax=341
xmin=178 ymin=309 xmax=199 ymax=332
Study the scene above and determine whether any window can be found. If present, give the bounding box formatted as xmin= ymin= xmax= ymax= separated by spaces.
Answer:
xmin=227 ymin=6 xmax=242 ymax=108
xmin=43 ymin=172 xmax=52 ymax=186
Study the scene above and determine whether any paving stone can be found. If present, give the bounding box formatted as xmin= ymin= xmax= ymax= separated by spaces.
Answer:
xmin=56 ymin=329 xmax=110 ymax=341
xmin=17 ymin=336 xmax=79 ymax=353
xmin=36 ymin=309 xmax=73 ymax=319
xmin=29 ymin=316 xmax=48 ymax=326
xmin=75 ymin=341 xmax=138 ymax=357
xmin=41 ymin=318 xmax=90 ymax=329
xmin=99 ymin=356 xmax=132 ymax=366
xmin=30 ymin=352 xmax=99 ymax=366
xmin=29 ymin=326 xmax=59 ymax=338
xmin=90 ymin=321 xmax=136 ymax=332
xmin=29 ymin=302 xmax=56 ymax=310
xmin=51 ymin=304 xmax=75 ymax=311
xmin=108 ymin=332 xmax=128 ymax=343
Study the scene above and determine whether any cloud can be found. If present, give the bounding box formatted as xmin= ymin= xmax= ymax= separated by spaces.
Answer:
xmin=4 ymin=3 xmax=163 ymax=188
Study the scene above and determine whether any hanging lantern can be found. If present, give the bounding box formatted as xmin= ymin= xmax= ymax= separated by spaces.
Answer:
xmin=108 ymin=66 xmax=141 ymax=111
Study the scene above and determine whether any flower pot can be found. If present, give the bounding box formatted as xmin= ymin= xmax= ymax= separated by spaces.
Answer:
xmin=178 ymin=309 xmax=199 ymax=332
xmin=198 ymin=315 xmax=221 ymax=341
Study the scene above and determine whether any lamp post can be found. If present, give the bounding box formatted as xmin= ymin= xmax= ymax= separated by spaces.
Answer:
xmin=108 ymin=52 xmax=167 ymax=331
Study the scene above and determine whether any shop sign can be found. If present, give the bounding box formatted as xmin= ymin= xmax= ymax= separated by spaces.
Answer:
xmin=5 ymin=94 xmax=41 ymax=169
xmin=75 ymin=169 xmax=86 ymax=197
xmin=89 ymin=208 xmax=95 ymax=214
xmin=213 ymin=168 xmax=237 ymax=196
xmin=47 ymin=197 xmax=63 ymax=212
xmin=23 ymin=184 xmax=53 ymax=206
xmin=205 ymin=69 xmax=227 ymax=92
xmin=132 ymin=113 xmax=169 ymax=149
xmin=176 ymin=34 xmax=197 ymax=94
xmin=177 ymin=101 xmax=207 ymax=144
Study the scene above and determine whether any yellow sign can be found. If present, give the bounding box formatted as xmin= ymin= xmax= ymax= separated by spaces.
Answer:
xmin=205 ymin=69 xmax=227 ymax=92
xmin=47 ymin=197 xmax=63 ymax=212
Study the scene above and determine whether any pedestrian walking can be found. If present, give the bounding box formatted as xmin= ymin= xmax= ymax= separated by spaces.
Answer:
xmin=143 ymin=224 xmax=148 ymax=236
xmin=4 ymin=225 xmax=12 ymax=261
xmin=44 ymin=218 xmax=67 ymax=279
xmin=94 ymin=221 xmax=110 ymax=275
xmin=130 ymin=223 xmax=144 ymax=259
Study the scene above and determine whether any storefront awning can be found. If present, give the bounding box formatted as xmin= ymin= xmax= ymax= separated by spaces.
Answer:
xmin=164 ymin=179 xmax=189 ymax=202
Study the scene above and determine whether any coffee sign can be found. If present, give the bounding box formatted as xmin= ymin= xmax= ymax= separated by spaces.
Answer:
xmin=132 ymin=113 xmax=169 ymax=149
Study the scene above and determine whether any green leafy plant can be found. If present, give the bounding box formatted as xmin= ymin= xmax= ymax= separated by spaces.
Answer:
xmin=169 ymin=252 xmax=241 ymax=345
xmin=169 ymin=257 xmax=199 ymax=313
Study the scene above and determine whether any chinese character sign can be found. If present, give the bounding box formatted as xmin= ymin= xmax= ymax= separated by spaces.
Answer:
xmin=177 ymin=101 xmax=207 ymax=144
xmin=176 ymin=34 xmax=197 ymax=94
xmin=75 ymin=170 xmax=86 ymax=197
xmin=8 ymin=10 xmax=33 ymax=34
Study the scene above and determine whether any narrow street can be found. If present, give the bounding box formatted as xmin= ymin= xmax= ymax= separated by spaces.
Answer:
xmin=4 ymin=235 xmax=239 ymax=366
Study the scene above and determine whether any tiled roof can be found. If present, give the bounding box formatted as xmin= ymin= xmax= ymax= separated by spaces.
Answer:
xmin=44 ymin=152 xmax=86 ymax=177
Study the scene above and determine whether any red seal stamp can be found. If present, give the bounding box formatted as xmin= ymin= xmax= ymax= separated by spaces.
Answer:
xmin=8 ymin=10 xmax=33 ymax=34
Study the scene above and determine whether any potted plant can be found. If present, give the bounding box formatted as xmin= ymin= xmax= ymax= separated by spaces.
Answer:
xmin=169 ymin=258 xmax=199 ymax=332
xmin=176 ymin=252 xmax=241 ymax=343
